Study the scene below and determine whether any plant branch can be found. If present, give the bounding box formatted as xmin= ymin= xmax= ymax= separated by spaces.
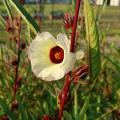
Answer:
xmin=58 ymin=0 xmax=82 ymax=119
xmin=70 ymin=0 xmax=81 ymax=52
xmin=13 ymin=15 xmax=21 ymax=101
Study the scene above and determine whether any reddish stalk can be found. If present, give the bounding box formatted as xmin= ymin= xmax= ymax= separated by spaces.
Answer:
xmin=70 ymin=0 xmax=82 ymax=53
xmin=58 ymin=0 xmax=82 ymax=119
xmin=58 ymin=74 xmax=71 ymax=119
xmin=13 ymin=15 xmax=21 ymax=101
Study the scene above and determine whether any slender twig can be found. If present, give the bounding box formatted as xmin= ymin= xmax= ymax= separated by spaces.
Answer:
xmin=58 ymin=0 xmax=82 ymax=119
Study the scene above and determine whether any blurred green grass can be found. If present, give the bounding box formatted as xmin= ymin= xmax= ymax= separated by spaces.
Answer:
xmin=0 ymin=4 xmax=120 ymax=36
xmin=24 ymin=4 xmax=71 ymax=16
xmin=0 ymin=2 xmax=120 ymax=120
xmin=0 ymin=3 xmax=120 ymax=15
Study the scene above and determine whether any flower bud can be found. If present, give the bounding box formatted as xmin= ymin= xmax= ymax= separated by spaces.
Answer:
xmin=13 ymin=16 xmax=21 ymax=29
xmin=6 ymin=18 xmax=12 ymax=32
xmin=73 ymin=64 xmax=89 ymax=83
xmin=63 ymin=13 xmax=74 ymax=29
xmin=75 ymin=64 xmax=88 ymax=77
xmin=11 ymin=100 xmax=18 ymax=110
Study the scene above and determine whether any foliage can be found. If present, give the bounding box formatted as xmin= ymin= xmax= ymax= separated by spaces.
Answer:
xmin=0 ymin=0 xmax=120 ymax=120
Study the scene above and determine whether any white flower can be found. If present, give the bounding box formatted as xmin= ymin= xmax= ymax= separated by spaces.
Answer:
xmin=28 ymin=32 xmax=77 ymax=81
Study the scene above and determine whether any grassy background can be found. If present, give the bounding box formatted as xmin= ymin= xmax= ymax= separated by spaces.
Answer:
xmin=0 ymin=2 xmax=120 ymax=120
xmin=0 ymin=3 xmax=120 ymax=36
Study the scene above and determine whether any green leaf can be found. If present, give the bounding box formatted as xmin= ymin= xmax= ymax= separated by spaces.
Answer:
xmin=105 ymin=56 xmax=120 ymax=71
xmin=63 ymin=111 xmax=73 ymax=120
xmin=8 ymin=0 xmax=40 ymax=35
xmin=0 ymin=16 xmax=6 ymax=29
xmin=83 ymin=0 xmax=101 ymax=81
xmin=0 ymin=110 xmax=5 ymax=116
xmin=74 ymin=89 xmax=78 ymax=119
xmin=0 ymin=45 xmax=6 ymax=86
xmin=3 ymin=0 xmax=13 ymax=20
xmin=84 ymin=114 xmax=87 ymax=120
xmin=26 ymin=23 xmax=31 ymax=44
xmin=43 ymin=101 xmax=49 ymax=114
xmin=19 ymin=103 xmax=28 ymax=120
xmin=0 ymin=98 xmax=16 ymax=120
xmin=78 ymin=96 xmax=89 ymax=120
xmin=72 ymin=0 xmax=76 ymax=10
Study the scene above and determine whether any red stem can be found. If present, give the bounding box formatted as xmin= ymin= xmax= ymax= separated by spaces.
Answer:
xmin=58 ymin=74 xmax=71 ymax=119
xmin=70 ymin=0 xmax=81 ymax=52
xmin=13 ymin=16 xmax=21 ymax=101
xmin=58 ymin=0 xmax=82 ymax=119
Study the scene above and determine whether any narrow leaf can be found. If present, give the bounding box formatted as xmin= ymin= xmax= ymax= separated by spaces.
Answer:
xmin=84 ymin=114 xmax=87 ymax=120
xmin=63 ymin=111 xmax=73 ymax=120
xmin=105 ymin=56 xmax=120 ymax=71
xmin=83 ymin=0 xmax=101 ymax=81
xmin=0 ymin=98 xmax=16 ymax=120
xmin=0 ymin=16 xmax=6 ymax=29
xmin=0 ymin=45 xmax=6 ymax=86
xmin=78 ymin=95 xmax=89 ymax=120
xmin=74 ymin=89 xmax=78 ymax=119
xmin=26 ymin=23 xmax=31 ymax=44
xmin=19 ymin=103 xmax=28 ymax=120
xmin=8 ymin=0 xmax=40 ymax=34
xmin=3 ymin=0 xmax=13 ymax=20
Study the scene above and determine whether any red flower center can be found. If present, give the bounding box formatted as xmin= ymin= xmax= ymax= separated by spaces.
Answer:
xmin=50 ymin=46 xmax=64 ymax=64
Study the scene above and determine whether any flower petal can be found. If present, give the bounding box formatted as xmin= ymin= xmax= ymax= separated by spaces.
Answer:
xmin=28 ymin=33 xmax=57 ymax=77
xmin=28 ymin=32 xmax=77 ymax=81
xmin=57 ymin=33 xmax=70 ymax=50
xmin=60 ymin=52 xmax=76 ymax=73
xmin=34 ymin=32 xmax=56 ymax=42
xmin=57 ymin=34 xmax=76 ymax=74
xmin=38 ymin=65 xmax=65 ymax=81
